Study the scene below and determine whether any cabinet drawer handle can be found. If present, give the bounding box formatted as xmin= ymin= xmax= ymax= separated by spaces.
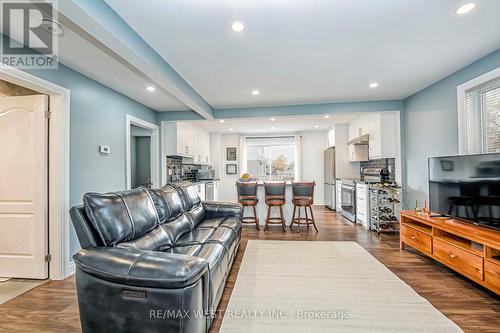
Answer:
xmin=449 ymin=253 xmax=457 ymax=259
xmin=411 ymin=236 xmax=418 ymax=240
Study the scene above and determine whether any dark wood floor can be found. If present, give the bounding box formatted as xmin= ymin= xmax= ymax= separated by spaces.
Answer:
xmin=0 ymin=207 xmax=498 ymax=333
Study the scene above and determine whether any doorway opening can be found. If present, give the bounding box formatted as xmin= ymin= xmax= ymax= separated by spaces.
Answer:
xmin=125 ymin=115 xmax=160 ymax=189
xmin=130 ymin=125 xmax=153 ymax=188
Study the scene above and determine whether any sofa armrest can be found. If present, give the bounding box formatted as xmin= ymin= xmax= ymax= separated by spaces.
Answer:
xmin=73 ymin=247 xmax=208 ymax=289
xmin=202 ymin=201 xmax=243 ymax=219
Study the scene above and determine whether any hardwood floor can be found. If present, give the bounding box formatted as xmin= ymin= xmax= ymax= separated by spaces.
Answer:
xmin=0 ymin=207 xmax=498 ymax=333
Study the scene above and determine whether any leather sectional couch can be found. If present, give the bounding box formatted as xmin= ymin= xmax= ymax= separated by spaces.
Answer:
xmin=70 ymin=182 xmax=243 ymax=333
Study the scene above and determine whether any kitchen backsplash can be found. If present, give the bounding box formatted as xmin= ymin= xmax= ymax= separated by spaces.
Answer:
xmin=360 ymin=158 xmax=396 ymax=182
xmin=166 ymin=155 xmax=208 ymax=182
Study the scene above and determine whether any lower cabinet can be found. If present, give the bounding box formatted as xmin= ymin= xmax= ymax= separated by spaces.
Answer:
xmin=355 ymin=183 xmax=369 ymax=226
xmin=400 ymin=211 xmax=500 ymax=295
xmin=213 ymin=181 xmax=219 ymax=201
xmin=195 ymin=183 xmax=206 ymax=201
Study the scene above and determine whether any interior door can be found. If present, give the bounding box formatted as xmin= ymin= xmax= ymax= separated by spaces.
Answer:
xmin=0 ymin=95 xmax=49 ymax=279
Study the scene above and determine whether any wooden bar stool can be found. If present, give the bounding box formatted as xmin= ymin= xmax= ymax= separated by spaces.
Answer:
xmin=291 ymin=182 xmax=318 ymax=233
xmin=264 ymin=182 xmax=286 ymax=232
xmin=236 ymin=181 xmax=260 ymax=230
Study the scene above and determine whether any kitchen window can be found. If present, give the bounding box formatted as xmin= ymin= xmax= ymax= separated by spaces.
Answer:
xmin=458 ymin=69 xmax=500 ymax=154
xmin=241 ymin=136 xmax=301 ymax=181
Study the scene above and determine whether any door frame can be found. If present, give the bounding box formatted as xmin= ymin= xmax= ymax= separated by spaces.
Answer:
xmin=0 ymin=65 xmax=71 ymax=280
xmin=125 ymin=114 xmax=160 ymax=189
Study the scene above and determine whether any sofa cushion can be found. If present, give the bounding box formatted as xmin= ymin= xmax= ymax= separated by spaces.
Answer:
xmin=196 ymin=243 xmax=229 ymax=310
xmin=149 ymin=185 xmax=184 ymax=222
xmin=160 ymin=214 xmax=194 ymax=245
xmin=219 ymin=217 xmax=242 ymax=236
xmin=83 ymin=188 xmax=159 ymax=246
xmin=115 ymin=224 xmax=174 ymax=251
xmin=173 ymin=182 xmax=201 ymax=210
xmin=167 ymin=244 xmax=202 ymax=256
xmin=175 ymin=228 xmax=214 ymax=247
xmin=206 ymin=228 xmax=238 ymax=258
xmin=196 ymin=217 xmax=225 ymax=229
xmin=186 ymin=203 xmax=205 ymax=227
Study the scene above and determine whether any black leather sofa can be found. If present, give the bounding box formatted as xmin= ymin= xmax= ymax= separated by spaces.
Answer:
xmin=70 ymin=182 xmax=243 ymax=333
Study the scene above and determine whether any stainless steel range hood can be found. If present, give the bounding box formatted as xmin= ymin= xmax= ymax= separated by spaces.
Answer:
xmin=348 ymin=134 xmax=369 ymax=145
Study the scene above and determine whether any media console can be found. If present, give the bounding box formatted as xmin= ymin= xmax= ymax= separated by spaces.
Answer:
xmin=400 ymin=211 xmax=500 ymax=294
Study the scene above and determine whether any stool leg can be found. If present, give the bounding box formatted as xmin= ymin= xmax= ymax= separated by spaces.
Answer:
xmin=305 ymin=207 xmax=309 ymax=229
xmin=309 ymin=205 xmax=318 ymax=232
xmin=265 ymin=205 xmax=271 ymax=231
xmin=291 ymin=204 xmax=296 ymax=229
xmin=253 ymin=205 xmax=260 ymax=230
xmin=279 ymin=205 xmax=286 ymax=232
xmin=296 ymin=206 xmax=301 ymax=233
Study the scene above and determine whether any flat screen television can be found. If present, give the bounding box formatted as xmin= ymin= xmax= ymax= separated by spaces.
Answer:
xmin=428 ymin=153 xmax=500 ymax=232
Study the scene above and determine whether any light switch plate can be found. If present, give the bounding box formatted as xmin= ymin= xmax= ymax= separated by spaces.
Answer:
xmin=99 ymin=145 xmax=110 ymax=155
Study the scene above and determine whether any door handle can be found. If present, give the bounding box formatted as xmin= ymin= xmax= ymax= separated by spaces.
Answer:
xmin=449 ymin=253 xmax=457 ymax=259
xmin=411 ymin=236 xmax=418 ymax=240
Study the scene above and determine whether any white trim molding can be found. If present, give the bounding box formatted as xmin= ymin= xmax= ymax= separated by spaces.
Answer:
xmin=125 ymin=115 xmax=160 ymax=189
xmin=457 ymin=66 xmax=500 ymax=154
xmin=0 ymin=65 xmax=71 ymax=280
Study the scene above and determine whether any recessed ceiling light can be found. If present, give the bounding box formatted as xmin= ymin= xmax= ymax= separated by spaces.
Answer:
xmin=229 ymin=128 xmax=233 ymax=131
xmin=324 ymin=115 xmax=330 ymax=119
xmin=231 ymin=21 xmax=245 ymax=32
xmin=369 ymin=82 xmax=379 ymax=88
xmin=270 ymin=126 xmax=275 ymax=130
xmin=251 ymin=90 xmax=260 ymax=95
xmin=456 ymin=3 xmax=475 ymax=14
xmin=270 ymin=117 xmax=276 ymax=121
xmin=314 ymin=125 xmax=319 ymax=128
xmin=219 ymin=119 xmax=225 ymax=123
xmin=147 ymin=86 xmax=155 ymax=92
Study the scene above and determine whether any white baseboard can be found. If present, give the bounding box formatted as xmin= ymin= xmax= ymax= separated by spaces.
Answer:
xmin=67 ymin=260 xmax=75 ymax=277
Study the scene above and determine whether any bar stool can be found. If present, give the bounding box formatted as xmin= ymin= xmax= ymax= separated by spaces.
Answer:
xmin=291 ymin=182 xmax=318 ymax=233
xmin=236 ymin=181 xmax=260 ymax=230
xmin=264 ymin=182 xmax=286 ymax=232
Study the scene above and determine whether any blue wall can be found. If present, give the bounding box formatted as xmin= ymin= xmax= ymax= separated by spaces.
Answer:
xmin=25 ymin=64 xmax=158 ymax=257
xmin=402 ymin=49 xmax=500 ymax=208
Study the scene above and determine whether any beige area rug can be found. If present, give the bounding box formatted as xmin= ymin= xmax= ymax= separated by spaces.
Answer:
xmin=0 ymin=279 xmax=46 ymax=305
xmin=220 ymin=240 xmax=463 ymax=333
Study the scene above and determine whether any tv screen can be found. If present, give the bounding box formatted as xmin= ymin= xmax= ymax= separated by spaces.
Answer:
xmin=428 ymin=153 xmax=500 ymax=231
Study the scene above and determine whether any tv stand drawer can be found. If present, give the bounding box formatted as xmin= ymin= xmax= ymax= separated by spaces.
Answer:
xmin=484 ymin=261 xmax=500 ymax=293
xmin=433 ymin=238 xmax=483 ymax=281
xmin=401 ymin=224 xmax=431 ymax=255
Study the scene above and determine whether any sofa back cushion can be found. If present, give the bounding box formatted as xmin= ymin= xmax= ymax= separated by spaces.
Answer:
xmin=172 ymin=182 xmax=201 ymax=210
xmin=149 ymin=185 xmax=184 ymax=222
xmin=83 ymin=188 xmax=159 ymax=246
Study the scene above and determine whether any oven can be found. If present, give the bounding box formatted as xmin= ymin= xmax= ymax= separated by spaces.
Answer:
xmin=341 ymin=180 xmax=356 ymax=222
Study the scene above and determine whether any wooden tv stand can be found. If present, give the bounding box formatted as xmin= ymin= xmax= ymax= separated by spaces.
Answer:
xmin=400 ymin=211 xmax=500 ymax=294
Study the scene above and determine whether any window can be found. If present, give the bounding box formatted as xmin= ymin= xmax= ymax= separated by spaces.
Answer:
xmin=460 ymin=72 xmax=500 ymax=154
xmin=243 ymin=136 xmax=298 ymax=181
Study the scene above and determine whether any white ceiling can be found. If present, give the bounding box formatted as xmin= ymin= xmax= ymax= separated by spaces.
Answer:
xmin=193 ymin=113 xmax=359 ymax=134
xmin=55 ymin=14 xmax=188 ymax=111
xmin=105 ymin=0 xmax=500 ymax=109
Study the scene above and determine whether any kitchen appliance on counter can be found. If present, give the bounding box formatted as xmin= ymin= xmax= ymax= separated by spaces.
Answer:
xmin=341 ymin=179 xmax=358 ymax=222
xmin=361 ymin=167 xmax=390 ymax=182
xmin=195 ymin=168 xmax=215 ymax=181
xmin=324 ymin=147 xmax=336 ymax=210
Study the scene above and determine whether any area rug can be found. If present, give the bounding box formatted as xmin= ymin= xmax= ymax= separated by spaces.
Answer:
xmin=0 ymin=279 xmax=46 ymax=305
xmin=219 ymin=240 xmax=462 ymax=333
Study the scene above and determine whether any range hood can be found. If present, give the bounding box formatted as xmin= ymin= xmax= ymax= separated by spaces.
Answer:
xmin=348 ymin=134 xmax=369 ymax=145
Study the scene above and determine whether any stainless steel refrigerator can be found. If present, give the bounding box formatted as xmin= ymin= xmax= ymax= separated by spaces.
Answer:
xmin=324 ymin=147 xmax=336 ymax=210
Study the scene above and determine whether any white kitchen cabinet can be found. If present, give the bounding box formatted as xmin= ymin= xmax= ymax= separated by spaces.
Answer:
xmin=348 ymin=144 xmax=368 ymax=162
xmin=356 ymin=182 xmax=369 ymax=227
xmin=327 ymin=128 xmax=336 ymax=148
xmin=213 ymin=180 xmax=219 ymax=201
xmin=368 ymin=113 xmax=396 ymax=160
xmin=163 ymin=122 xmax=195 ymax=157
xmin=336 ymin=179 xmax=343 ymax=212
xmin=195 ymin=183 xmax=206 ymax=201
xmin=193 ymin=125 xmax=211 ymax=165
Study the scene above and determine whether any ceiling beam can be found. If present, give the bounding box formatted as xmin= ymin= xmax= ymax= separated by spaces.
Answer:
xmin=214 ymin=100 xmax=404 ymax=119
xmin=58 ymin=0 xmax=214 ymax=119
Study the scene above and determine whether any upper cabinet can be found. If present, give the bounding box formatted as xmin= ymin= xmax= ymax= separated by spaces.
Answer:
xmin=367 ymin=113 xmax=397 ymax=160
xmin=348 ymin=112 xmax=397 ymax=161
xmin=327 ymin=128 xmax=336 ymax=147
xmin=163 ymin=122 xmax=211 ymax=165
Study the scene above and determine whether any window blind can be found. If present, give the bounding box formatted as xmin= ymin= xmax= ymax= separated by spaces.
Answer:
xmin=464 ymin=76 xmax=500 ymax=154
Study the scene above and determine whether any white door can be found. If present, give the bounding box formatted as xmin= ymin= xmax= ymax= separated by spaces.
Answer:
xmin=0 ymin=95 xmax=49 ymax=279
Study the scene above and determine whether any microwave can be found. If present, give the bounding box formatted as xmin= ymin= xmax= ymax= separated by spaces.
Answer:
xmin=196 ymin=169 xmax=215 ymax=180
